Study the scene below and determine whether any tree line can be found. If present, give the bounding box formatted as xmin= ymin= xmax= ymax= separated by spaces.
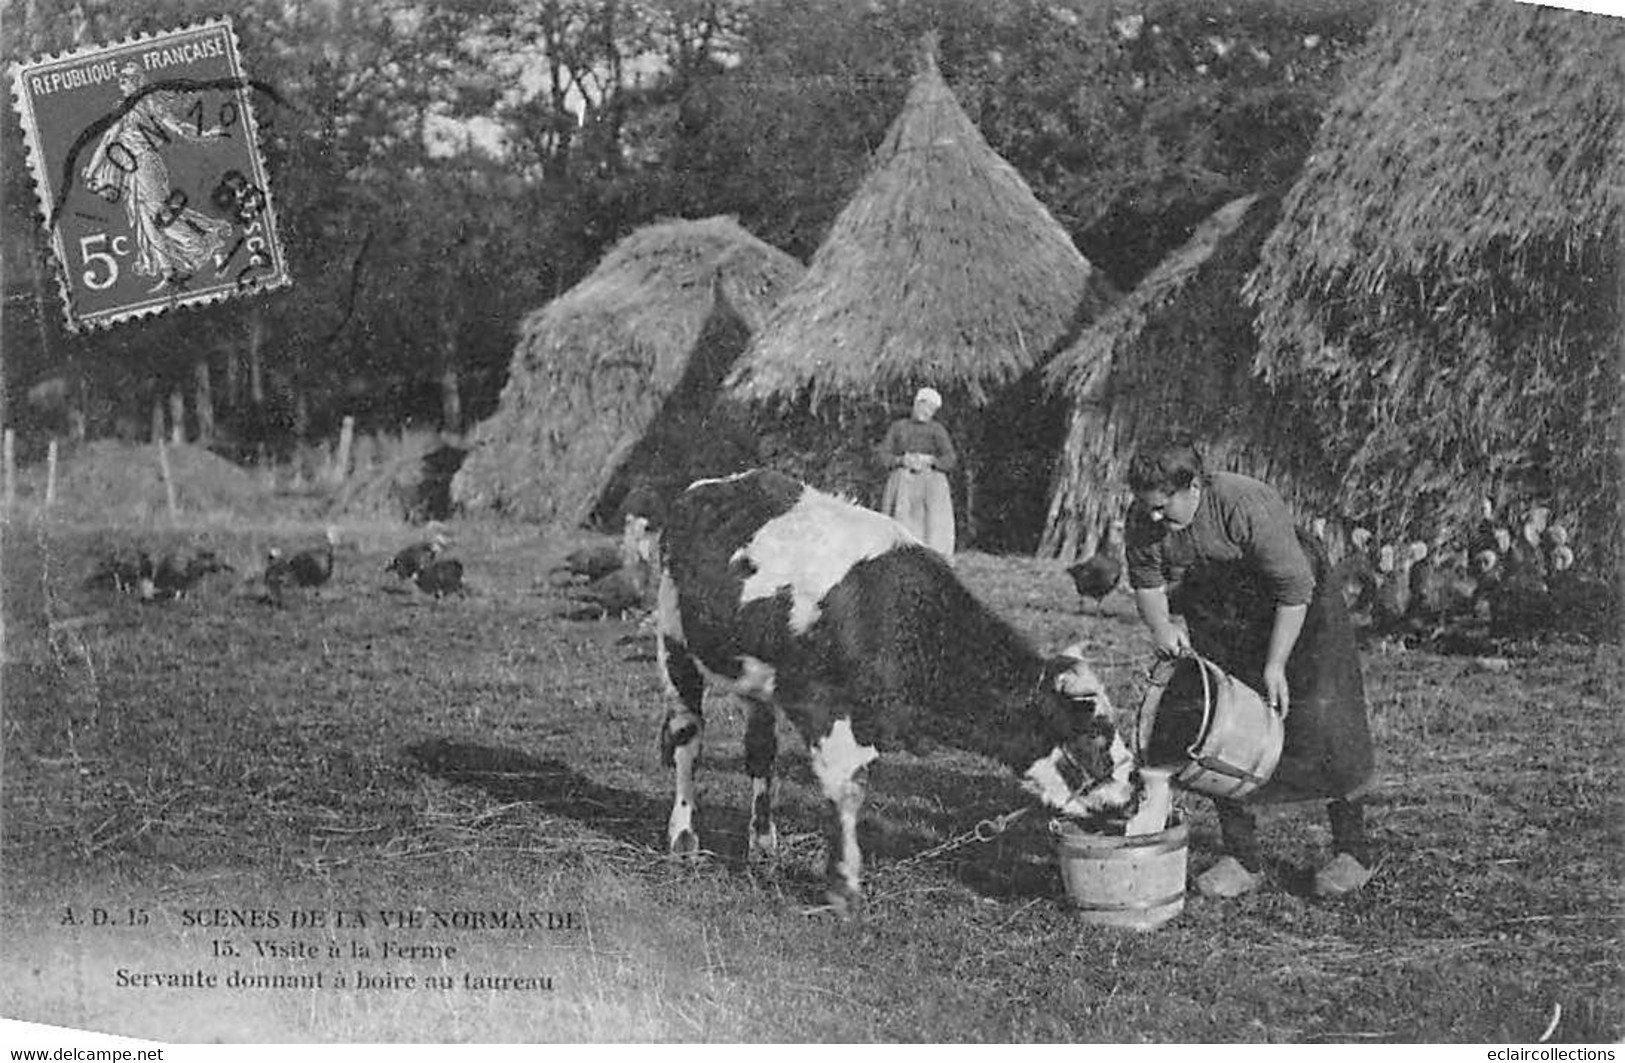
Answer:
xmin=0 ymin=0 xmax=1378 ymax=462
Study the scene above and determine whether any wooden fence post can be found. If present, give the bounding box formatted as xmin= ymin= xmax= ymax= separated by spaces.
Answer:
xmin=195 ymin=360 xmax=215 ymax=446
xmin=45 ymin=440 xmax=58 ymax=508
xmin=3 ymin=429 xmax=14 ymax=513
xmin=168 ymin=390 xmax=186 ymax=446
xmin=156 ymin=440 xmax=179 ymax=518
xmin=331 ymin=415 xmax=355 ymax=486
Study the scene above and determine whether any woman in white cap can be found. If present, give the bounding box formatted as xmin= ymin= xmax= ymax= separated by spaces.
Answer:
xmin=876 ymin=387 xmax=958 ymax=557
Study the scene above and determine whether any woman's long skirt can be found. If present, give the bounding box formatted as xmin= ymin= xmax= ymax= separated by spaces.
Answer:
xmin=881 ymin=468 xmax=955 ymax=558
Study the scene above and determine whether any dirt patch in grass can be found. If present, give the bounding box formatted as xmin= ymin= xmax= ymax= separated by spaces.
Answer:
xmin=3 ymin=520 xmax=1620 ymax=1042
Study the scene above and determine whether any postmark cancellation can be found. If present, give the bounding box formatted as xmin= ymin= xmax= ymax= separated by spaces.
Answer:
xmin=11 ymin=18 xmax=290 ymax=330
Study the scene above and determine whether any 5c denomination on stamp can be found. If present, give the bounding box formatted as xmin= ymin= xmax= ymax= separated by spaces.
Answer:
xmin=11 ymin=18 xmax=290 ymax=330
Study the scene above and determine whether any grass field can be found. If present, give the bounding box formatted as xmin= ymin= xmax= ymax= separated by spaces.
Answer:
xmin=2 ymin=513 xmax=1620 ymax=1043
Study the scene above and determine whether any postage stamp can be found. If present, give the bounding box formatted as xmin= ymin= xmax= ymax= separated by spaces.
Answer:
xmin=10 ymin=18 xmax=289 ymax=331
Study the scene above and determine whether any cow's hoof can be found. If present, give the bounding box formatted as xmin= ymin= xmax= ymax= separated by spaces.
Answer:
xmin=668 ymin=829 xmax=700 ymax=857
xmin=797 ymin=893 xmax=861 ymax=919
xmin=824 ymin=883 xmax=863 ymax=919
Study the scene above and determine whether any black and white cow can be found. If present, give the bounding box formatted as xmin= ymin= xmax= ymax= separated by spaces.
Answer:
xmin=655 ymin=469 xmax=1135 ymax=911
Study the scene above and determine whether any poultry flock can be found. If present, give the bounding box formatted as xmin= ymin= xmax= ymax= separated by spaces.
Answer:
xmin=1328 ymin=502 xmax=1614 ymax=650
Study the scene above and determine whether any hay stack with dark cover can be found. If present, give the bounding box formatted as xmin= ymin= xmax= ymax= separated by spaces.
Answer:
xmin=1245 ymin=0 xmax=1623 ymax=574
xmin=1041 ymin=194 xmax=1294 ymax=560
xmin=452 ymin=217 xmax=804 ymax=525
xmin=726 ymin=46 xmax=1116 ymax=536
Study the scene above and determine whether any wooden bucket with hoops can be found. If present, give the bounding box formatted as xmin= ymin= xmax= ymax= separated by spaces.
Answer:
xmin=1051 ymin=816 xmax=1188 ymax=931
xmin=1136 ymin=653 xmax=1284 ymax=800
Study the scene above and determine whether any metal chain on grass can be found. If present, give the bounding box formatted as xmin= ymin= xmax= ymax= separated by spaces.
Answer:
xmin=879 ymin=805 xmax=1033 ymax=875
xmin=876 ymin=760 xmax=1123 ymax=877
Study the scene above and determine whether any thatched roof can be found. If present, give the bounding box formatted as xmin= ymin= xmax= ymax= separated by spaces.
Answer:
xmin=451 ymin=216 xmax=805 ymax=524
xmin=726 ymin=50 xmax=1116 ymax=411
xmin=1045 ymin=195 xmax=1265 ymax=405
xmin=1250 ymin=0 xmax=1621 ymax=312
xmin=1245 ymin=0 xmax=1623 ymax=565
xmin=1039 ymin=194 xmax=1292 ymax=559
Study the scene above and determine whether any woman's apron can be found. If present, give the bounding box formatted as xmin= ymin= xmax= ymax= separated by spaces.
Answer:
xmin=1166 ymin=527 xmax=1374 ymax=803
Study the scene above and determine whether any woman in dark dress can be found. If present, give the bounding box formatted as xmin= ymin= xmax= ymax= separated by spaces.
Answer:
xmin=1124 ymin=438 xmax=1376 ymax=898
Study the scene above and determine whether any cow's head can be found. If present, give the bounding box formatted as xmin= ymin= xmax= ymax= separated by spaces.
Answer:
xmin=1021 ymin=644 xmax=1136 ymax=817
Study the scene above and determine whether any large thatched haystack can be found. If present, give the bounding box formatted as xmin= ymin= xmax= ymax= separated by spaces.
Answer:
xmin=1041 ymin=194 xmax=1292 ymax=560
xmin=725 ymin=46 xmax=1116 ymax=543
xmin=730 ymin=49 xmax=1115 ymax=409
xmin=1245 ymin=0 xmax=1623 ymax=570
xmin=451 ymin=217 xmax=804 ymax=525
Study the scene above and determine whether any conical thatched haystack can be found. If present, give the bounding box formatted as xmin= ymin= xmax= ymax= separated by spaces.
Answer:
xmin=725 ymin=44 xmax=1116 ymax=544
xmin=1245 ymin=0 xmax=1623 ymax=570
xmin=729 ymin=48 xmax=1115 ymax=410
xmin=452 ymin=217 xmax=804 ymax=524
xmin=1040 ymin=194 xmax=1291 ymax=559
